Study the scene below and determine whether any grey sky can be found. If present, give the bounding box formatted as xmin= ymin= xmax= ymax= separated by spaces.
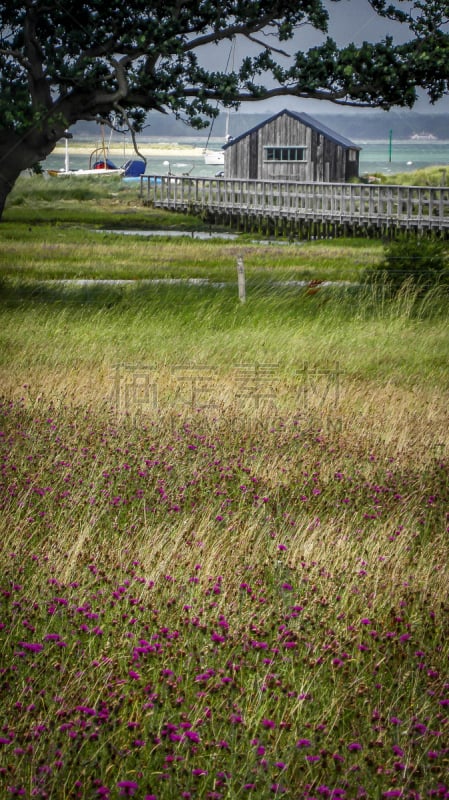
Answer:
xmin=205 ymin=0 xmax=449 ymax=115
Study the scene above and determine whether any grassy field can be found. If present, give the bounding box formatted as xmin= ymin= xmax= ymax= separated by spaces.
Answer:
xmin=0 ymin=174 xmax=448 ymax=799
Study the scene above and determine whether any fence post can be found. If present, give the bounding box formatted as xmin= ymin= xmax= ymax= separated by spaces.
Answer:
xmin=237 ymin=256 xmax=246 ymax=303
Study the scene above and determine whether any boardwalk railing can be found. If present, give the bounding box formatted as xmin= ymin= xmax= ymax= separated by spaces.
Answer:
xmin=141 ymin=176 xmax=449 ymax=236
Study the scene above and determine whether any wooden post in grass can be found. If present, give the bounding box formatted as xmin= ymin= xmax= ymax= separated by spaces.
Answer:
xmin=237 ymin=255 xmax=246 ymax=303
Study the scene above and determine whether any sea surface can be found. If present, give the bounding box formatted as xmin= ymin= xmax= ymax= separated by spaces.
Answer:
xmin=356 ymin=139 xmax=449 ymax=177
xmin=43 ymin=138 xmax=449 ymax=180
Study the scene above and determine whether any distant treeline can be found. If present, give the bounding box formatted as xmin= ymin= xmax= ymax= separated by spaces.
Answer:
xmin=72 ymin=111 xmax=449 ymax=142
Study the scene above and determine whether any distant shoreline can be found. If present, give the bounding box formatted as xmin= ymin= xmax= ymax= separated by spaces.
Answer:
xmin=54 ymin=137 xmax=449 ymax=155
xmin=54 ymin=143 xmax=209 ymax=158
xmin=50 ymin=138 xmax=449 ymax=176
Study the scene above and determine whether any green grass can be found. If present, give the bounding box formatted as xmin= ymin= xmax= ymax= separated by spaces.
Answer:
xmin=1 ymin=280 xmax=448 ymax=391
xmin=1 ymin=174 xmax=448 ymax=395
xmin=0 ymin=226 xmax=381 ymax=283
xmin=1 ymin=172 xmax=448 ymax=799
xmin=2 ymin=176 xmax=383 ymax=284
xmin=1 ymin=391 xmax=448 ymax=799
xmin=6 ymin=173 xmax=226 ymax=229
xmin=370 ymin=164 xmax=449 ymax=186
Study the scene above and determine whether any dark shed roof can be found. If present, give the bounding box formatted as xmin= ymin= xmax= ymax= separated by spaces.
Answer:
xmin=223 ymin=109 xmax=361 ymax=151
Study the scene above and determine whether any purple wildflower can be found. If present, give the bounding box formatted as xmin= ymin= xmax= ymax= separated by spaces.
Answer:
xmin=75 ymin=706 xmax=96 ymax=716
xmin=17 ymin=641 xmax=43 ymax=653
xmin=117 ymin=781 xmax=139 ymax=797
xmin=185 ymin=731 xmax=200 ymax=743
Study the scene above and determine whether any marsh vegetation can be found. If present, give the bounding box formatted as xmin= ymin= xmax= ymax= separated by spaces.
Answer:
xmin=1 ymin=174 xmax=448 ymax=799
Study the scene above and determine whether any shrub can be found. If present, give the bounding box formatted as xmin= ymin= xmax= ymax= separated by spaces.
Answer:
xmin=363 ymin=235 xmax=449 ymax=296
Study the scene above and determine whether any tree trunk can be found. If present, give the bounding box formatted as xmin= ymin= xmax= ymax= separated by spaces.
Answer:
xmin=0 ymin=129 xmax=59 ymax=221
xmin=0 ymin=168 xmax=22 ymax=221
xmin=0 ymin=181 xmax=10 ymax=221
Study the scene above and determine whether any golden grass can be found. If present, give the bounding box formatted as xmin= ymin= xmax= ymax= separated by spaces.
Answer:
xmin=1 ymin=175 xmax=449 ymax=798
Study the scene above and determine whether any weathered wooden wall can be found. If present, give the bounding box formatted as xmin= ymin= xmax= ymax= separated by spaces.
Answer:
xmin=224 ymin=115 xmax=359 ymax=183
xmin=141 ymin=176 xmax=449 ymax=238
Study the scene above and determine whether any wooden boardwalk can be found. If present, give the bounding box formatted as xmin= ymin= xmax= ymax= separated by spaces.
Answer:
xmin=141 ymin=176 xmax=449 ymax=237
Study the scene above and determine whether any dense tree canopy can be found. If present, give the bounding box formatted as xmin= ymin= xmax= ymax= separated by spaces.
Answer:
xmin=0 ymin=0 xmax=448 ymax=217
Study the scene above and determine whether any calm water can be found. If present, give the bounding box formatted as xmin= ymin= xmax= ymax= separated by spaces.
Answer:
xmin=357 ymin=140 xmax=449 ymax=176
xmin=43 ymin=138 xmax=449 ymax=179
xmin=43 ymin=140 xmax=223 ymax=180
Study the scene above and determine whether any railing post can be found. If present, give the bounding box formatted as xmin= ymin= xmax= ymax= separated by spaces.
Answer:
xmin=139 ymin=176 xmax=448 ymax=236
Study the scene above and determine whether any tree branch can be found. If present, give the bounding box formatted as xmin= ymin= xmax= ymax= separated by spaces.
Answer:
xmin=93 ymin=56 xmax=130 ymax=105
xmin=0 ymin=48 xmax=31 ymax=69
xmin=114 ymin=103 xmax=147 ymax=166
xmin=183 ymin=15 xmax=286 ymax=51
xmin=23 ymin=4 xmax=52 ymax=110
xmin=183 ymin=84 xmax=388 ymax=107
xmin=244 ymin=34 xmax=290 ymax=57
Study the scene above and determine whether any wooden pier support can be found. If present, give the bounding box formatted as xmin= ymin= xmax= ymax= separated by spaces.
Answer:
xmin=141 ymin=176 xmax=449 ymax=238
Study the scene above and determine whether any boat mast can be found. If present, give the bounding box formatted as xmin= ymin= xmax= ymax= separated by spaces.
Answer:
xmin=64 ymin=131 xmax=70 ymax=173
xmin=203 ymin=39 xmax=234 ymax=155
xmin=101 ymin=125 xmax=107 ymax=169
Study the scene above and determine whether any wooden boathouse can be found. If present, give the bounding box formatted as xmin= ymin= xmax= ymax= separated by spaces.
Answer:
xmin=223 ymin=109 xmax=361 ymax=183
xmin=141 ymin=111 xmax=448 ymax=238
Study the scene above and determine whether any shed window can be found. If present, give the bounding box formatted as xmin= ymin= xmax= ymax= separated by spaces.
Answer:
xmin=264 ymin=147 xmax=306 ymax=162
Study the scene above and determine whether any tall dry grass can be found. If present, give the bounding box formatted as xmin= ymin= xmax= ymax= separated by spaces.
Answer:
xmin=1 ymin=176 xmax=448 ymax=798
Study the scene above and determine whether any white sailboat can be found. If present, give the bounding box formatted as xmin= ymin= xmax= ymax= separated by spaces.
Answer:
xmin=203 ymin=43 xmax=234 ymax=167
xmin=203 ymin=117 xmax=233 ymax=166
xmin=203 ymin=148 xmax=225 ymax=166
xmin=47 ymin=131 xmax=125 ymax=177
